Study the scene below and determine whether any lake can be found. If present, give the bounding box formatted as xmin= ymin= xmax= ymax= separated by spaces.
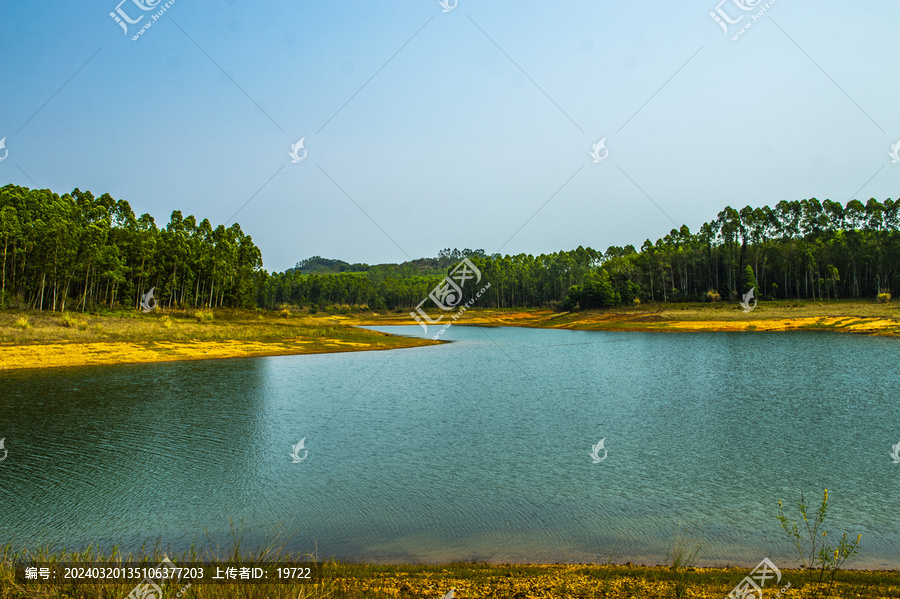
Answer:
xmin=1 ymin=326 xmax=898 ymax=568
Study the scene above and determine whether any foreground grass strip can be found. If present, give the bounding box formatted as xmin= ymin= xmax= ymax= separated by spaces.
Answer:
xmin=3 ymin=549 xmax=900 ymax=599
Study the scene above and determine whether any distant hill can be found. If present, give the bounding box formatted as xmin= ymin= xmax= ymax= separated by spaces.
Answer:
xmin=290 ymin=256 xmax=370 ymax=274
xmin=289 ymin=249 xmax=489 ymax=279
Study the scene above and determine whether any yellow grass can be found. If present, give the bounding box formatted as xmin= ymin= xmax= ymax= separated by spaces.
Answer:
xmin=0 ymin=309 xmax=438 ymax=371
xmin=2 ymin=300 xmax=897 ymax=371
xmin=349 ymin=300 xmax=900 ymax=336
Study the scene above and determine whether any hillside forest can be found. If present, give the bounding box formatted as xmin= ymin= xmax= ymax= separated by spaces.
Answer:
xmin=2 ymin=184 xmax=898 ymax=312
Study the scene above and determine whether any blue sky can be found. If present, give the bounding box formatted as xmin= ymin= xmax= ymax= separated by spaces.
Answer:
xmin=1 ymin=1 xmax=898 ymax=271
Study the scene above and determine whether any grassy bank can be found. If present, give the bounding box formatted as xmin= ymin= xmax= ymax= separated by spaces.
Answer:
xmin=2 ymin=546 xmax=899 ymax=599
xmin=349 ymin=299 xmax=900 ymax=336
xmin=2 ymin=300 xmax=897 ymax=371
xmin=0 ymin=308 xmax=438 ymax=371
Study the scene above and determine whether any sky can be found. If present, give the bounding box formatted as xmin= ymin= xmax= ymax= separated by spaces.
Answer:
xmin=1 ymin=1 xmax=899 ymax=272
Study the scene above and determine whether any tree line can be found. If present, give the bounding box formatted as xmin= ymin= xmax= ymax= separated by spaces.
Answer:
xmin=3 ymin=183 xmax=898 ymax=312
xmin=262 ymin=199 xmax=900 ymax=311
xmin=0 ymin=184 xmax=263 ymax=311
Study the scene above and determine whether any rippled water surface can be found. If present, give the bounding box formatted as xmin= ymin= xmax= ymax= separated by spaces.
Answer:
xmin=1 ymin=326 xmax=899 ymax=567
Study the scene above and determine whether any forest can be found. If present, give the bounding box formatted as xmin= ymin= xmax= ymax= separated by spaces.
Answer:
xmin=0 ymin=184 xmax=263 ymax=312
xmin=2 ymin=183 xmax=899 ymax=313
xmin=263 ymin=199 xmax=900 ymax=310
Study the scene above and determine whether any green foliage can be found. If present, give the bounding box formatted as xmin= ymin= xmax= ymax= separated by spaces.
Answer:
xmin=777 ymin=489 xmax=861 ymax=598
xmin=668 ymin=525 xmax=704 ymax=599
xmin=741 ymin=265 xmax=759 ymax=294
xmin=617 ymin=280 xmax=641 ymax=304
xmin=563 ymin=273 xmax=623 ymax=311
xmin=0 ymin=184 xmax=263 ymax=313
xmin=7 ymin=183 xmax=900 ymax=315
xmin=562 ymin=285 xmax=581 ymax=311
xmin=877 ymin=292 xmax=891 ymax=304
xmin=267 ymin=199 xmax=900 ymax=310
xmin=579 ymin=270 xmax=620 ymax=308
xmin=60 ymin=312 xmax=87 ymax=329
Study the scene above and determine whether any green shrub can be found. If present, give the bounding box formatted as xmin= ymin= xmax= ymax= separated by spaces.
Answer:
xmin=194 ymin=310 xmax=214 ymax=322
xmin=669 ymin=526 xmax=703 ymax=599
xmin=777 ymin=489 xmax=861 ymax=597
xmin=61 ymin=312 xmax=88 ymax=329
xmin=877 ymin=292 xmax=891 ymax=304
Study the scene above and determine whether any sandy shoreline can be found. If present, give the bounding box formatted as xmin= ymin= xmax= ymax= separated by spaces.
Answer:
xmin=0 ymin=336 xmax=439 ymax=371
xmin=351 ymin=306 xmax=900 ymax=336
xmin=2 ymin=303 xmax=897 ymax=371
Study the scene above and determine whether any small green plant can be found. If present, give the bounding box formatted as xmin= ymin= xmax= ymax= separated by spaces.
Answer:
xmin=194 ymin=310 xmax=214 ymax=322
xmin=777 ymin=489 xmax=861 ymax=598
xmin=601 ymin=535 xmax=629 ymax=566
xmin=13 ymin=315 xmax=30 ymax=329
xmin=668 ymin=525 xmax=703 ymax=599
xmin=706 ymin=290 xmax=721 ymax=302
xmin=877 ymin=292 xmax=891 ymax=304
xmin=61 ymin=312 xmax=87 ymax=329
